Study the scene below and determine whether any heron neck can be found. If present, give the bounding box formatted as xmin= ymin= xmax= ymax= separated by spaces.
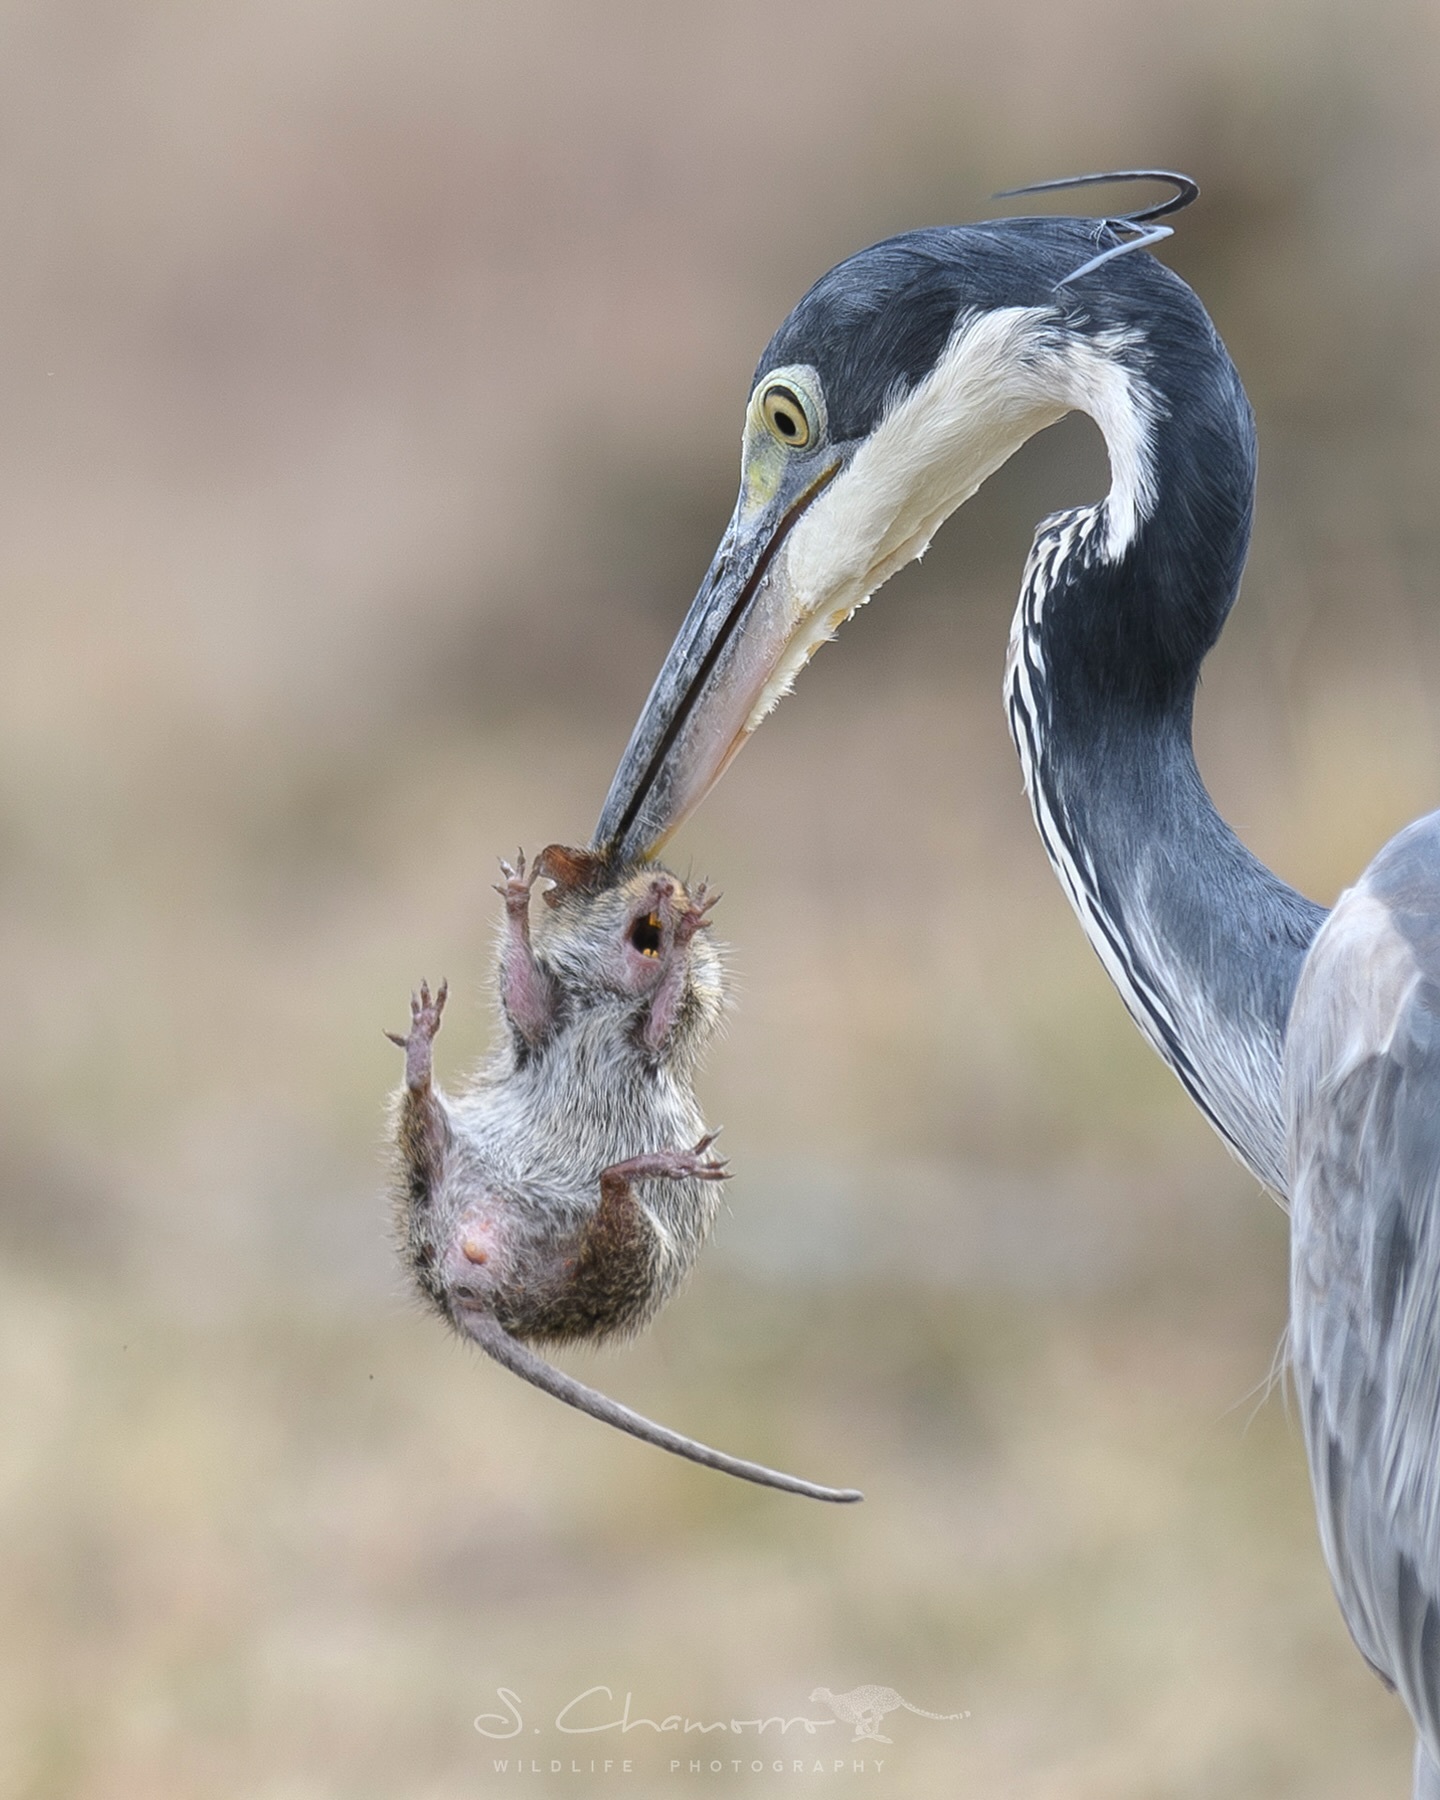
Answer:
xmin=1006 ymin=379 xmax=1326 ymax=1194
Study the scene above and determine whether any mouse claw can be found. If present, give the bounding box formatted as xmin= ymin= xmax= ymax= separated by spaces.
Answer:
xmin=674 ymin=884 xmax=719 ymax=946
xmin=413 ymin=978 xmax=447 ymax=1021
xmin=495 ymin=851 xmax=539 ymax=912
xmin=688 ymin=1129 xmax=730 ymax=1181
xmin=389 ymin=979 xmax=448 ymax=1090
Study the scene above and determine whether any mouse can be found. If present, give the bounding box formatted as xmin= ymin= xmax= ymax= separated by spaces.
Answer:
xmin=388 ymin=843 xmax=861 ymax=1504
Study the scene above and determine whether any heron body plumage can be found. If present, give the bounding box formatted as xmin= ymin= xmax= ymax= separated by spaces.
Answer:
xmin=594 ymin=180 xmax=1440 ymax=1790
xmin=1288 ymin=815 xmax=1440 ymax=1767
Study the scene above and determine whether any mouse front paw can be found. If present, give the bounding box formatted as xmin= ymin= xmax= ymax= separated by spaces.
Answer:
xmin=672 ymin=881 xmax=719 ymax=948
xmin=386 ymin=979 xmax=448 ymax=1091
xmin=495 ymin=851 xmax=540 ymax=916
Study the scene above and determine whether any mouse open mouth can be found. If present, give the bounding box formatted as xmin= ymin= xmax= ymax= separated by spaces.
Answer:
xmin=628 ymin=910 xmax=664 ymax=958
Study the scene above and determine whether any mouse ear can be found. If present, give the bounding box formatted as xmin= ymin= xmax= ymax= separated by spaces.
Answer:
xmin=534 ymin=843 xmax=607 ymax=907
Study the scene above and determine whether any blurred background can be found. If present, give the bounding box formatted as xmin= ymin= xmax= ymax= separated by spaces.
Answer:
xmin=2 ymin=1 xmax=1439 ymax=1794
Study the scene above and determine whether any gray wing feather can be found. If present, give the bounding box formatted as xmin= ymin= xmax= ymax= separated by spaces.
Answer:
xmin=1285 ymin=812 xmax=1440 ymax=1766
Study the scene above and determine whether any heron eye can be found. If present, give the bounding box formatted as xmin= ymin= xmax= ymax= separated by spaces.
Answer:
xmin=760 ymin=383 xmax=813 ymax=449
xmin=629 ymin=912 xmax=663 ymax=957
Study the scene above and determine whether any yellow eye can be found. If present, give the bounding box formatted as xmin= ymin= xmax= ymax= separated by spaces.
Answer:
xmin=759 ymin=383 xmax=813 ymax=449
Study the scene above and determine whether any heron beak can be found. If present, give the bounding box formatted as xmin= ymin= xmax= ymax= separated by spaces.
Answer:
xmin=593 ymin=457 xmax=844 ymax=863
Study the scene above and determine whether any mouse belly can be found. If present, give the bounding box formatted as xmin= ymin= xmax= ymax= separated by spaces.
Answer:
xmin=439 ymin=1179 xmax=660 ymax=1345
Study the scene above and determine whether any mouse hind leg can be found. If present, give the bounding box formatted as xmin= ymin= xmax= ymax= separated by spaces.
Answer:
xmin=544 ymin=1138 xmax=728 ymax=1341
xmin=388 ymin=978 xmax=453 ymax=1208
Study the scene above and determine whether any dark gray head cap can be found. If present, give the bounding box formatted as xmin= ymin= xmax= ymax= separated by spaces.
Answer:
xmin=754 ymin=217 xmax=1171 ymax=443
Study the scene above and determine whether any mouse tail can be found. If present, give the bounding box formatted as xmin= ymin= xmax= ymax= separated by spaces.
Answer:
xmin=465 ymin=1312 xmax=862 ymax=1505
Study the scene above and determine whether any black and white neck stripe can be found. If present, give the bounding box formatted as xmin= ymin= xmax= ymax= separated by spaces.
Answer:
xmin=1004 ymin=503 xmax=1298 ymax=1194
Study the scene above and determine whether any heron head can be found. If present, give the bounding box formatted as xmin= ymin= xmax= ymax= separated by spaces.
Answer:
xmin=593 ymin=183 xmax=1197 ymax=864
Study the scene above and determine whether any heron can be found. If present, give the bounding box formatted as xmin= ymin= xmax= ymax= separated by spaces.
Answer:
xmin=590 ymin=172 xmax=1440 ymax=1794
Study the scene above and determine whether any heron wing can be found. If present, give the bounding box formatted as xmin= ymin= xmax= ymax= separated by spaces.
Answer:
xmin=1285 ymin=813 xmax=1440 ymax=1756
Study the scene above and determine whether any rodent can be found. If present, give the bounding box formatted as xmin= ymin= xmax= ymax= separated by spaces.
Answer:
xmin=388 ymin=843 xmax=861 ymax=1504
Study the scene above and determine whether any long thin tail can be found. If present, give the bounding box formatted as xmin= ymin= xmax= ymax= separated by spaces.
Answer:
xmin=901 ymin=1704 xmax=969 ymax=1720
xmin=468 ymin=1313 xmax=862 ymax=1504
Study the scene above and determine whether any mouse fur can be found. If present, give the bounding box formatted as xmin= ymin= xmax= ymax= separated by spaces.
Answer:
xmin=390 ymin=845 xmax=727 ymax=1348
